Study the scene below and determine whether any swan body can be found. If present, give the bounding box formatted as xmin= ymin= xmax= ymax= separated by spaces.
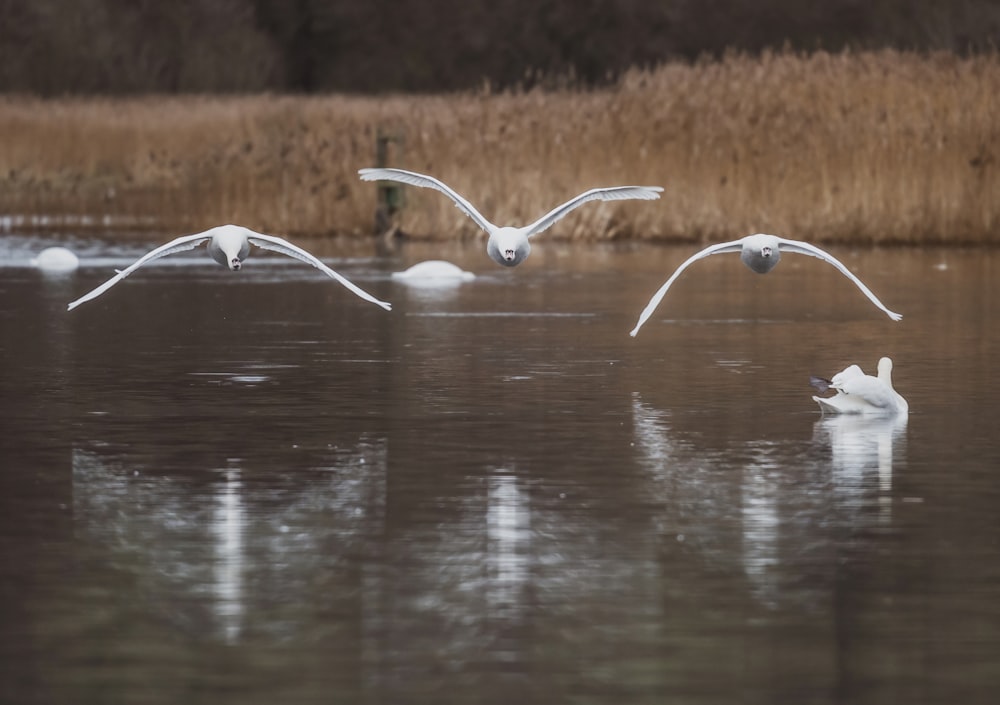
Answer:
xmin=358 ymin=168 xmax=663 ymax=267
xmin=32 ymin=246 xmax=79 ymax=272
xmin=629 ymin=233 xmax=903 ymax=336
xmin=391 ymin=260 xmax=475 ymax=283
xmin=67 ymin=224 xmax=391 ymax=311
xmin=811 ymin=357 xmax=908 ymax=415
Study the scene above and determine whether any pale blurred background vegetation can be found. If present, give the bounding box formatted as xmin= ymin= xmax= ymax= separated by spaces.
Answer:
xmin=0 ymin=1 xmax=997 ymax=243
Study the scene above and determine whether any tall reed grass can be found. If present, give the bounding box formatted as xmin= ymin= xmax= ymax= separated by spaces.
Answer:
xmin=1 ymin=50 xmax=997 ymax=244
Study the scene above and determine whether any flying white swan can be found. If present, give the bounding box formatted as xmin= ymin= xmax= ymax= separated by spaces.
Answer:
xmin=810 ymin=357 xmax=908 ymax=415
xmin=358 ymin=167 xmax=663 ymax=267
xmin=629 ymin=233 xmax=902 ymax=336
xmin=66 ymin=224 xmax=391 ymax=311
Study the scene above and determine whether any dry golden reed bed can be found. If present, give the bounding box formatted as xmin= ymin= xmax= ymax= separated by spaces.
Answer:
xmin=1 ymin=50 xmax=998 ymax=245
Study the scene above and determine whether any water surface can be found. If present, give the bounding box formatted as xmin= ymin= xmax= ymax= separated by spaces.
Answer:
xmin=1 ymin=235 xmax=998 ymax=704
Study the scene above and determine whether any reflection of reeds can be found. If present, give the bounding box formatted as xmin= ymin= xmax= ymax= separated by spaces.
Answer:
xmin=1 ymin=50 xmax=997 ymax=244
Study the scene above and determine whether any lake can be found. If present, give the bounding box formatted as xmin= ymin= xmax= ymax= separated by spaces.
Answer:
xmin=1 ymin=233 xmax=998 ymax=704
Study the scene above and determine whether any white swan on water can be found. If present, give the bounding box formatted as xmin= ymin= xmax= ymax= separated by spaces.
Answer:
xmin=32 ymin=246 xmax=79 ymax=272
xmin=629 ymin=233 xmax=903 ymax=336
xmin=391 ymin=260 xmax=475 ymax=283
xmin=810 ymin=357 xmax=908 ymax=415
xmin=358 ymin=167 xmax=663 ymax=267
xmin=66 ymin=224 xmax=391 ymax=311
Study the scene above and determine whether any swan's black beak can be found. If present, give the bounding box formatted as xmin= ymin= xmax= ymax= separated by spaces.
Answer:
xmin=504 ymin=249 xmax=515 ymax=261
xmin=230 ymin=258 xmax=242 ymax=271
xmin=761 ymin=246 xmax=773 ymax=258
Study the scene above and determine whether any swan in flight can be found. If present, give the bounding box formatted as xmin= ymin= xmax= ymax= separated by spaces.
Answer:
xmin=810 ymin=357 xmax=908 ymax=415
xmin=358 ymin=168 xmax=662 ymax=267
xmin=66 ymin=224 xmax=391 ymax=311
xmin=629 ymin=233 xmax=902 ymax=336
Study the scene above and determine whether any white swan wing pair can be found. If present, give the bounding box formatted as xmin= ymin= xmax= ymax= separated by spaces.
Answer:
xmin=67 ymin=228 xmax=391 ymax=311
xmin=358 ymin=167 xmax=662 ymax=238
xmin=629 ymin=235 xmax=902 ymax=336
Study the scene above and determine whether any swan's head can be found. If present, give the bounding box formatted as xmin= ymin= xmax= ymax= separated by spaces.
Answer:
xmin=220 ymin=237 xmax=245 ymax=270
xmin=740 ymin=235 xmax=781 ymax=274
xmin=877 ymin=357 xmax=894 ymax=379
xmin=488 ymin=229 xmax=531 ymax=267
xmin=208 ymin=226 xmax=252 ymax=271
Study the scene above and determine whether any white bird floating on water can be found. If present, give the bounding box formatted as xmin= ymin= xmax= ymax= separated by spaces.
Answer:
xmin=810 ymin=357 xmax=908 ymax=415
xmin=391 ymin=260 xmax=476 ymax=284
xmin=358 ymin=167 xmax=663 ymax=267
xmin=66 ymin=224 xmax=391 ymax=312
xmin=629 ymin=233 xmax=903 ymax=336
xmin=32 ymin=246 xmax=79 ymax=272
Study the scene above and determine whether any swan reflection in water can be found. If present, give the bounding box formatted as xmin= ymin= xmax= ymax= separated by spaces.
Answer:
xmin=213 ymin=464 xmax=245 ymax=643
xmin=71 ymin=438 xmax=387 ymax=643
xmin=630 ymin=392 xmax=907 ymax=608
xmin=812 ymin=412 xmax=908 ymax=524
xmin=631 ymin=393 xmax=782 ymax=599
xmin=486 ymin=471 xmax=531 ymax=622
xmin=630 ymin=393 xmax=784 ymax=604
xmin=739 ymin=452 xmax=782 ymax=607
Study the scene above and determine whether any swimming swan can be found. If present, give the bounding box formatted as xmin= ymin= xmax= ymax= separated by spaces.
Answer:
xmin=391 ymin=260 xmax=475 ymax=283
xmin=358 ymin=167 xmax=662 ymax=267
xmin=629 ymin=233 xmax=902 ymax=336
xmin=32 ymin=246 xmax=79 ymax=272
xmin=810 ymin=357 xmax=908 ymax=415
xmin=67 ymin=224 xmax=391 ymax=311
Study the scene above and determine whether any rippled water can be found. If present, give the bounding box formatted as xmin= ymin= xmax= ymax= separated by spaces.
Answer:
xmin=1 ymin=234 xmax=998 ymax=704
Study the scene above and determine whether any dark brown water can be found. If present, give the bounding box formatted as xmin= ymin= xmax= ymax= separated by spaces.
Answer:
xmin=1 ymin=234 xmax=998 ymax=704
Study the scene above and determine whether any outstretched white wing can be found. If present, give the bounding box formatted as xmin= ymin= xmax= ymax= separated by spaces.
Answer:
xmin=629 ymin=239 xmax=745 ymax=337
xmin=358 ymin=168 xmax=497 ymax=235
xmin=67 ymin=232 xmax=213 ymax=311
xmin=247 ymin=233 xmax=391 ymax=311
xmin=776 ymin=238 xmax=902 ymax=321
xmin=524 ymin=186 xmax=663 ymax=238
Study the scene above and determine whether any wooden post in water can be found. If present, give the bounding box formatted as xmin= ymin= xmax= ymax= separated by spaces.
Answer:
xmin=373 ymin=129 xmax=404 ymax=237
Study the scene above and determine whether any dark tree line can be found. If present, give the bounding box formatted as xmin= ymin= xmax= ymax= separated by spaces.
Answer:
xmin=1 ymin=0 xmax=998 ymax=94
